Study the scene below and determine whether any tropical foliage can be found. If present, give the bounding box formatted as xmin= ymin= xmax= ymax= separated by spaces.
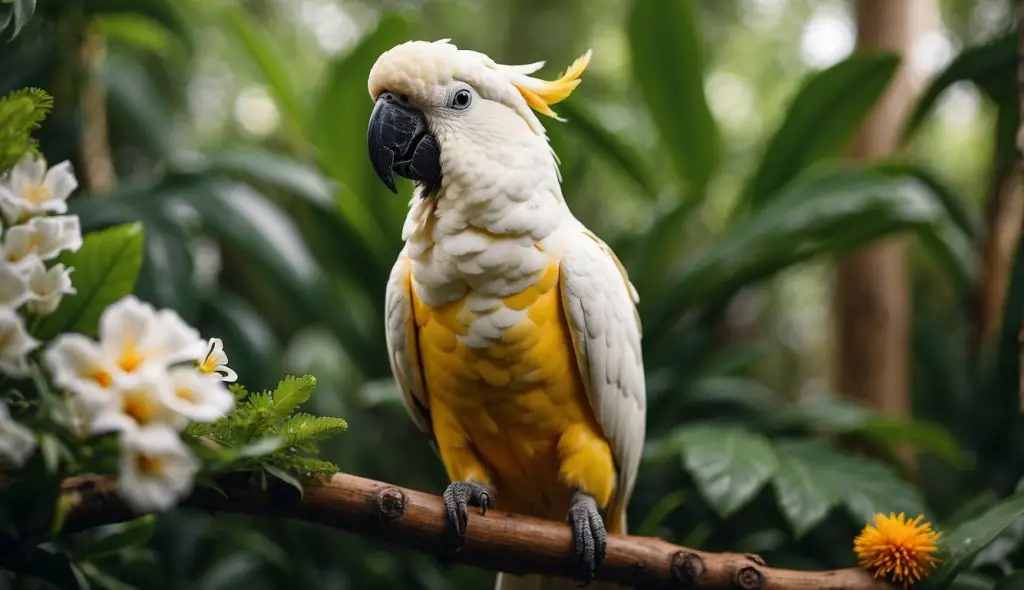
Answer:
xmin=0 ymin=0 xmax=1022 ymax=588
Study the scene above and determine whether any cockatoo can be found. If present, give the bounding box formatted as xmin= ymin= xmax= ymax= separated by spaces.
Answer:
xmin=367 ymin=40 xmax=646 ymax=590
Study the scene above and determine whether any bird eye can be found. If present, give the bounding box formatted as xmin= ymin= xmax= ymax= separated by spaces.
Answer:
xmin=451 ymin=89 xmax=472 ymax=110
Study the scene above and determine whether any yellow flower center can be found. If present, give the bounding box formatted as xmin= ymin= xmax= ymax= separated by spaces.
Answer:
xmin=136 ymin=453 xmax=165 ymax=476
xmin=24 ymin=184 xmax=52 ymax=205
xmin=176 ymin=387 xmax=197 ymax=403
xmin=118 ymin=338 xmax=145 ymax=373
xmin=854 ymin=512 xmax=941 ymax=588
xmin=90 ymin=369 xmax=113 ymax=388
xmin=122 ymin=389 xmax=158 ymax=424
xmin=8 ymin=236 xmax=43 ymax=263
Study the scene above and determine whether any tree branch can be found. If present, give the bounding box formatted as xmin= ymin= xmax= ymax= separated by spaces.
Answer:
xmin=58 ymin=472 xmax=894 ymax=590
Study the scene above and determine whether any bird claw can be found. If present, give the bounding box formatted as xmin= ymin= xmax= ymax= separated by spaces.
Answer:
xmin=565 ymin=490 xmax=606 ymax=586
xmin=442 ymin=480 xmax=493 ymax=548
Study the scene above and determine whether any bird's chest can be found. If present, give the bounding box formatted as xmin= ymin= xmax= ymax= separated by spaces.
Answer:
xmin=410 ymin=261 xmax=586 ymax=437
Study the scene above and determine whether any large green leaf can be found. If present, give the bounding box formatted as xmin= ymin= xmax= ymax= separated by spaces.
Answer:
xmin=84 ymin=0 xmax=192 ymax=50
xmin=902 ymin=34 xmax=1015 ymax=144
xmin=646 ymin=168 xmax=942 ymax=337
xmin=671 ymin=424 xmax=777 ymax=517
xmin=742 ymin=54 xmax=899 ymax=211
xmin=993 ymin=573 xmax=1024 ymax=590
xmin=181 ymin=148 xmax=335 ymax=210
xmin=557 ymin=101 xmax=659 ymax=199
xmin=628 ymin=0 xmax=721 ymax=195
xmin=225 ymin=9 xmax=306 ymax=143
xmin=772 ymin=440 xmax=928 ymax=530
xmin=73 ymin=516 xmax=156 ymax=561
xmin=35 ymin=222 xmax=144 ymax=341
xmin=772 ymin=441 xmax=843 ymax=537
xmin=310 ymin=14 xmax=412 ymax=265
xmin=930 ymin=491 xmax=1024 ymax=589
xmin=182 ymin=180 xmax=375 ymax=370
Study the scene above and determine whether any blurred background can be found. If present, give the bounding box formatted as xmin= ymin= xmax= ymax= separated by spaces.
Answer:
xmin=2 ymin=0 xmax=1023 ymax=588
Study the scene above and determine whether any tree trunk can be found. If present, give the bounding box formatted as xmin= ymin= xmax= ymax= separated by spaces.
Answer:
xmin=834 ymin=1 xmax=931 ymax=432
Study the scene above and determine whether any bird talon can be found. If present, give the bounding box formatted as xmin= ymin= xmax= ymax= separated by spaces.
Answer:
xmin=441 ymin=481 xmax=494 ymax=548
xmin=566 ymin=490 xmax=606 ymax=584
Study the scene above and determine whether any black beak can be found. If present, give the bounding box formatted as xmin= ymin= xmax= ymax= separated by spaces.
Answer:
xmin=367 ymin=93 xmax=442 ymax=194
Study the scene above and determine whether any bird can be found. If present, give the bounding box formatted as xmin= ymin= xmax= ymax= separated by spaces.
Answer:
xmin=366 ymin=39 xmax=646 ymax=590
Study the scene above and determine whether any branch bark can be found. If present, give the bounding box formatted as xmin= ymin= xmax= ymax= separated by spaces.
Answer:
xmin=57 ymin=472 xmax=894 ymax=590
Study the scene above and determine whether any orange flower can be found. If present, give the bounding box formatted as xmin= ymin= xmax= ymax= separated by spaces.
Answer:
xmin=854 ymin=512 xmax=942 ymax=588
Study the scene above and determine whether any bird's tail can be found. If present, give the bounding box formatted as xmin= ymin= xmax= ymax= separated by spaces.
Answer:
xmin=493 ymin=504 xmax=628 ymax=590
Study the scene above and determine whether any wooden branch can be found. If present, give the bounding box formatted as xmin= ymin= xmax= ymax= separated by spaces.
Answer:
xmin=57 ymin=472 xmax=894 ymax=590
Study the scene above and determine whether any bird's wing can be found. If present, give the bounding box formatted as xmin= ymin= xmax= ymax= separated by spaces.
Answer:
xmin=558 ymin=226 xmax=647 ymax=515
xmin=384 ymin=252 xmax=434 ymax=439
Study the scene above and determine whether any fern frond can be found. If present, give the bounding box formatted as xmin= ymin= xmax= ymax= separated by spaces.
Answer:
xmin=0 ymin=87 xmax=54 ymax=173
xmin=269 ymin=375 xmax=317 ymax=416
xmin=282 ymin=413 xmax=348 ymax=447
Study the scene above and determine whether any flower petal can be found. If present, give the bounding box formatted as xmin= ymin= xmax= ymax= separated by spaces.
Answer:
xmin=43 ymin=161 xmax=79 ymax=203
xmin=43 ymin=333 xmax=118 ymax=408
xmin=163 ymin=367 xmax=234 ymax=422
xmin=0 ymin=308 xmax=39 ymax=377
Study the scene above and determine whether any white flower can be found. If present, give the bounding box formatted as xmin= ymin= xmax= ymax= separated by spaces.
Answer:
xmin=161 ymin=366 xmax=234 ymax=422
xmin=24 ymin=260 xmax=74 ymax=316
xmin=3 ymin=215 xmax=82 ymax=268
xmin=0 ymin=308 xmax=39 ymax=377
xmin=0 ymin=400 xmax=36 ymax=468
xmin=43 ymin=333 xmax=120 ymax=410
xmin=45 ymin=296 xmax=208 ymax=408
xmin=0 ymin=154 xmax=78 ymax=222
xmin=0 ymin=261 xmax=28 ymax=309
xmin=117 ymin=424 xmax=199 ymax=512
xmin=198 ymin=338 xmax=237 ymax=383
xmin=90 ymin=373 xmax=186 ymax=435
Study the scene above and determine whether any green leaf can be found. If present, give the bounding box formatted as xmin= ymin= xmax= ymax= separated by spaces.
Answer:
xmin=930 ymin=491 xmax=1024 ymax=589
xmin=771 ymin=441 xmax=843 ymax=537
xmin=902 ymin=34 xmax=1015 ymax=144
xmin=994 ymin=573 xmax=1024 ymax=590
xmin=84 ymin=0 xmax=192 ymax=50
xmin=874 ymin=161 xmax=979 ymax=241
xmin=224 ymin=9 xmax=305 ymax=140
xmin=647 ymin=168 xmax=942 ymax=336
xmin=35 ymin=223 xmax=144 ymax=341
xmin=557 ymin=101 xmax=659 ymax=199
xmin=281 ymin=413 xmax=347 ymax=447
xmin=232 ymin=435 xmax=284 ymax=460
xmin=311 ymin=14 xmax=411 ymax=264
xmin=859 ymin=417 xmax=965 ymax=466
xmin=0 ymin=86 xmax=52 ymax=172
xmin=94 ymin=12 xmax=177 ymax=57
xmin=742 ymin=53 xmax=900 ymax=211
xmin=270 ymin=375 xmax=318 ymax=416
xmin=182 ymin=148 xmax=335 ymax=209
xmin=288 ymin=456 xmax=339 ymax=478
xmin=672 ymin=424 xmax=777 ymax=517
xmin=73 ymin=516 xmax=156 ymax=561
xmin=262 ymin=463 xmax=303 ymax=497
xmin=7 ymin=546 xmax=89 ymax=590
xmin=776 ymin=440 xmax=927 ymax=526
xmin=628 ymin=0 xmax=721 ymax=194
xmin=636 ymin=490 xmax=687 ymax=537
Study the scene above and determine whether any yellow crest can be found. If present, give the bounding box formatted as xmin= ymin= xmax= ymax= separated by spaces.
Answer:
xmin=512 ymin=49 xmax=592 ymax=120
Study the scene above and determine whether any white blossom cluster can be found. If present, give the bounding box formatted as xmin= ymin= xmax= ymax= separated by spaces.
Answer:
xmin=0 ymin=153 xmax=239 ymax=513
xmin=45 ymin=297 xmax=237 ymax=511
xmin=0 ymin=153 xmax=82 ymax=470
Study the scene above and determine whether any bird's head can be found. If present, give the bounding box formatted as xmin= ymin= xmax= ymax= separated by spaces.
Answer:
xmin=366 ymin=39 xmax=591 ymax=195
